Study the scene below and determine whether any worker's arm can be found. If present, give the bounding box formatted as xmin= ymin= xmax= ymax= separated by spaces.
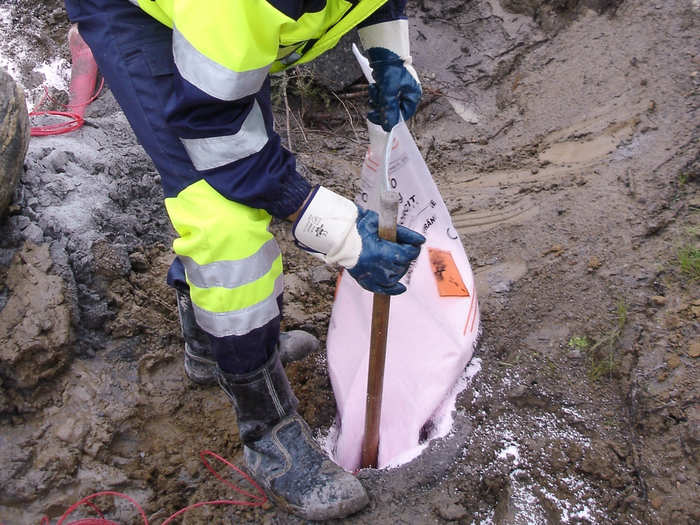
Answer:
xmin=167 ymin=2 xmax=423 ymax=294
xmin=165 ymin=1 xmax=311 ymax=219
xmin=357 ymin=0 xmax=422 ymax=132
xmin=285 ymin=2 xmax=424 ymax=294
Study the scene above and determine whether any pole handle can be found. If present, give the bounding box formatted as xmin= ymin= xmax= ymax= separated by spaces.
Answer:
xmin=360 ymin=190 xmax=399 ymax=469
xmin=377 ymin=190 xmax=399 ymax=242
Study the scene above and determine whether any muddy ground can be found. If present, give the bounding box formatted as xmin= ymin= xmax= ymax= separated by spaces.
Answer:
xmin=0 ymin=0 xmax=698 ymax=523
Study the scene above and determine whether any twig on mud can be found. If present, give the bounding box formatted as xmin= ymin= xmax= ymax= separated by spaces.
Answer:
xmin=462 ymin=14 xmax=504 ymax=26
xmin=289 ymin=108 xmax=309 ymax=146
xmin=587 ymin=301 xmax=628 ymax=380
xmin=485 ymin=38 xmax=550 ymax=61
xmin=128 ymin=283 xmax=178 ymax=325
xmin=282 ymin=72 xmax=293 ymax=152
xmin=459 ymin=119 xmax=516 ymax=146
xmin=494 ymin=42 xmax=525 ymax=59
xmin=488 ymin=119 xmax=515 ymax=140
xmin=422 ymin=87 xmax=473 ymax=104
xmin=331 ymin=90 xmax=360 ymax=142
xmin=451 ymin=71 xmax=492 ymax=88
xmin=336 ymin=83 xmax=368 ymax=99
xmin=431 ymin=14 xmax=504 ymax=29
xmin=337 ymin=90 xmax=368 ymax=99
xmin=644 ymin=398 xmax=699 ymax=414
xmin=341 ymin=83 xmax=368 ymax=93
xmin=642 ymin=202 xmax=685 ymax=238
xmin=131 ymin=289 xmax=178 ymax=326
xmin=303 ymin=127 xmax=365 ymax=145
xmin=625 ymin=381 xmax=650 ymax=502
xmin=650 ymin=136 xmax=697 ymax=174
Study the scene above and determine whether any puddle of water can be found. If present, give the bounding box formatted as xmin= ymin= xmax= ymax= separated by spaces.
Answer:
xmin=539 ymin=133 xmax=619 ymax=164
xmin=539 ymin=119 xmax=638 ymax=165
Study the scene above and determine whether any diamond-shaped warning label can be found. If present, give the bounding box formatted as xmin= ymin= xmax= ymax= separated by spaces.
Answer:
xmin=428 ymin=248 xmax=470 ymax=297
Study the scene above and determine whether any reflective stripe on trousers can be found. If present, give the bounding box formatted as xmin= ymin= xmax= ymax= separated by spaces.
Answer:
xmin=65 ymin=0 xmax=282 ymax=372
xmin=165 ymin=179 xmax=284 ymax=338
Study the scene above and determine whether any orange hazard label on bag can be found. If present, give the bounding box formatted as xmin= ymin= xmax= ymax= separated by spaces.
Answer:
xmin=428 ymin=248 xmax=470 ymax=297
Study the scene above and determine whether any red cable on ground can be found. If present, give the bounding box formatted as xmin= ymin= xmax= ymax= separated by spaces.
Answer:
xmin=39 ymin=451 xmax=267 ymax=525
xmin=30 ymin=24 xmax=102 ymax=137
xmin=29 ymin=78 xmax=104 ymax=137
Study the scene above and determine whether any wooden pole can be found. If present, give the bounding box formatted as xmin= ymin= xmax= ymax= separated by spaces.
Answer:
xmin=360 ymin=190 xmax=400 ymax=469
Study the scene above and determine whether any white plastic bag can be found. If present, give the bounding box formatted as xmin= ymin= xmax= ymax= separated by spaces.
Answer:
xmin=325 ymin=46 xmax=481 ymax=471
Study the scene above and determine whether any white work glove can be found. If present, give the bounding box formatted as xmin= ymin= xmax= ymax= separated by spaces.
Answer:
xmin=292 ymin=186 xmax=425 ymax=295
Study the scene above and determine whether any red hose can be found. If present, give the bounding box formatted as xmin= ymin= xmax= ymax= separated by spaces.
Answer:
xmin=30 ymin=24 xmax=102 ymax=137
xmin=29 ymin=78 xmax=103 ymax=137
xmin=41 ymin=451 xmax=267 ymax=524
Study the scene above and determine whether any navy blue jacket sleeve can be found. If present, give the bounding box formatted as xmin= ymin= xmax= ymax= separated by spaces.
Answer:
xmin=165 ymin=77 xmax=311 ymax=219
xmin=358 ymin=0 xmax=407 ymax=28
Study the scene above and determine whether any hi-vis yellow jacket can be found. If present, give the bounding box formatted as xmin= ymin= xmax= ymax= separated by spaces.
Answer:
xmin=131 ymin=0 xmax=397 ymax=76
xmin=128 ymin=0 xmax=405 ymax=219
xmin=122 ymin=1 xmax=406 ymax=338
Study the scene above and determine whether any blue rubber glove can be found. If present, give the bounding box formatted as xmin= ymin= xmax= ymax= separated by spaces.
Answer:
xmin=367 ymin=47 xmax=422 ymax=132
xmin=292 ymin=186 xmax=425 ymax=296
xmin=347 ymin=207 xmax=425 ymax=295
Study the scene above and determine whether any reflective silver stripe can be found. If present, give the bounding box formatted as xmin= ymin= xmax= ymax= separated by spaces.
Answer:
xmin=263 ymin=367 xmax=285 ymax=417
xmin=180 ymin=100 xmax=269 ymax=171
xmin=192 ymin=274 xmax=284 ymax=337
xmin=173 ymin=26 xmax=270 ymax=101
xmin=128 ymin=0 xmax=139 ymax=5
xmin=179 ymin=239 xmax=280 ymax=289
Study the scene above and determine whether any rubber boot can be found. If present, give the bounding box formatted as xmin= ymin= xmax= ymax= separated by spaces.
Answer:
xmin=175 ymin=288 xmax=216 ymax=385
xmin=217 ymin=352 xmax=369 ymax=521
xmin=175 ymin=290 xmax=320 ymax=385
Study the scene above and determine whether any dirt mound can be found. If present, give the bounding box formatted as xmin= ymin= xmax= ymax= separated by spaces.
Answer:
xmin=0 ymin=69 xmax=29 ymax=217
xmin=0 ymin=243 xmax=73 ymax=387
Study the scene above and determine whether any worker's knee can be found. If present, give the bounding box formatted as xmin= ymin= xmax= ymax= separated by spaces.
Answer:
xmin=164 ymin=179 xmax=284 ymax=338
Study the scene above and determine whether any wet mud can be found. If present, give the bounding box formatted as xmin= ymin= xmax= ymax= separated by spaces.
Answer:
xmin=0 ymin=0 xmax=698 ymax=523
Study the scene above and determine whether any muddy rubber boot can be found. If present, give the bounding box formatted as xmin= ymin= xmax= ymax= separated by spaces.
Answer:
xmin=217 ymin=352 xmax=369 ymax=521
xmin=176 ymin=290 xmax=320 ymax=384
xmin=175 ymin=288 xmax=216 ymax=385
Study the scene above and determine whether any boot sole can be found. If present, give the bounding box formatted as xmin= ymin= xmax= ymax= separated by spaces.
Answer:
xmin=262 ymin=482 xmax=370 ymax=521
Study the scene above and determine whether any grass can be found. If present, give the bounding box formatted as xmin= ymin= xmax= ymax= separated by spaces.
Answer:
xmin=564 ymin=302 xmax=628 ymax=381
xmin=568 ymin=336 xmax=590 ymax=351
xmin=270 ymin=67 xmax=362 ymax=152
xmin=678 ymin=170 xmax=698 ymax=185
xmin=586 ymin=301 xmax=628 ymax=381
xmin=271 ymin=68 xmax=332 ymax=111
xmin=678 ymin=244 xmax=700 ymax=281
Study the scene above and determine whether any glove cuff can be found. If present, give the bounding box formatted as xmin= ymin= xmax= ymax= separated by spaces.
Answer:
xmin=358 ymin=19 xmax=411 ymax=61
xmin=292 ymin=186 xmax=362 ymax=268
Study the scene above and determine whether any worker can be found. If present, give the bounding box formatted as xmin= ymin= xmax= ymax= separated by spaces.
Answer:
xmin=63 ymin=0 xmax=424 ymax=520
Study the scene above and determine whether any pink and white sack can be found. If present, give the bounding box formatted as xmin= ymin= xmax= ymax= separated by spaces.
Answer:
xmin=325 ymin=46 xmax=481 ymax=471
